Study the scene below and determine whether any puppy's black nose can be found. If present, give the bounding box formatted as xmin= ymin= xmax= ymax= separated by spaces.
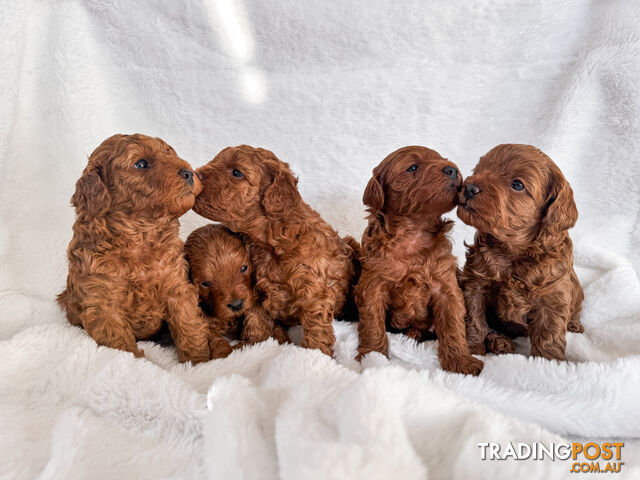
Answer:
xmin=442 ymin=166 xmax=458 ymax=179
xmin=179 ymin=168 xmax=194 ymax=186
xmin=464 ymin=184 xmax=480 ymax=200
xmin=227 ymin=298 xmax=244 ymax=312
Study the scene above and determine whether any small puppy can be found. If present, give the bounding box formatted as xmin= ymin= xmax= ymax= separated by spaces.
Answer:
xmin=193 ymin=146 xmax=359 ymax=356
xmin=457 ymin=144 xmax=584 ymax=360
xmin=58 ymin=134 xmax=232 ymax=362
xmin=184 ymin=224 xmax=289 ymax=345
xmin=356 ymin=146 xmax=483 ymax=375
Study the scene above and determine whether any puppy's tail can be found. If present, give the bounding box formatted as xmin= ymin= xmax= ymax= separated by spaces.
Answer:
xmin=340 ymin=235 xmax=361 ymax=323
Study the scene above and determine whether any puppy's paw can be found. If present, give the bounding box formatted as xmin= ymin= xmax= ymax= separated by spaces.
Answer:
xmin=486 ymin=332 xmax=515 ymax=354
xmin=441 ymin=355 xmax=484 ymax=376
xmin=356 ymin=345 xmax=388 ymax=361
xmin=209 ymin=337 xmax=233 ymax=359
xmin=405 ymin=328 xmax=422 ymax=342
xmin=132 ymin=347 xmax=145 ymax=358
xmin=468 ymin=342 xmax=487 ymax=356
xmin=272 ymin=325 xmax=291 ymax=344
xmin=567 ymin=320 xmax=584 ymax=334
xmin=177 ymin=346 xmax=210 ymax=364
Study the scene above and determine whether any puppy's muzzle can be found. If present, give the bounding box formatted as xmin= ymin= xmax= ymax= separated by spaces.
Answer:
xmin=227 ymin=298 xmax=244 ymax=312
xmin=179 ymin=168 xmax=194 ymax=186
xmin=464 ymin=184 xmax=480 ymax=200
xmin=442 ymin=166 xmax=458 ymax=180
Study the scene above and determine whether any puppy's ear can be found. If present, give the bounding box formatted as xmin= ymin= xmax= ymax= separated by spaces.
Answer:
xmin=71 ymin=164 xmax=111 ymax=217
xmin=262 ymin=165 xmax=301 ymax=216
xmin=540 ymin=169 xmax=578 ymax=236
xmin=363 ymin=173 xmax=384 ymax=212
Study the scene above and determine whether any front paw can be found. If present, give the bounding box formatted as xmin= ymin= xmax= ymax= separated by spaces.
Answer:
xmin=405 ymin=328 xmax=422 ymax=342
xmin=132 ymin=347 xmax=145 ymax=358
xmin=441 ymin=355 xmax=484 ymax=376
xmin=485 ymin=332 xmax=515 ymax=354
xmin=242 ymin=330 xmax=271 ymax=344
xmin=567 ymin=320 xmax=584 ymax=334
xmin=356 ymin=342 xmax=389 ymax=361
xmin=272 ymin=325 xmax=290 ymax=344
xmin=468 ymin=341 xmax=487 ymax=355
xmin=209 ymin=337 xmax=233 ymax=359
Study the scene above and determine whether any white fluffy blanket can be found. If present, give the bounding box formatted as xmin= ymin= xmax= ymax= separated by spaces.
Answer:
xmin=2 ymin=0 xmax=640 ymax=478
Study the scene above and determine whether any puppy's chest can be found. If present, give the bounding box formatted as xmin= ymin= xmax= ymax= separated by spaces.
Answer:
xmin=107 ymin=244 xmax=184 ymax=284
xmin=369 ymin=233 xmax=449 ymax=279
xmin=252 ymin=247 xmax=334 ymax=314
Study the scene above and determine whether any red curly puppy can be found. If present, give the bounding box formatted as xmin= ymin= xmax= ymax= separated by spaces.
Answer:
xmin=457 ymin=144 xmax=584 ymax=360
xmin=184 ymin=224 xmax=289 ymax=345
xmin=356 ymin=146 xmax=483 ymax=375
xmin=193 ymin=146 xmax=359 ymax=356
xmin=58 ymin=134 xmax=232 ymax=362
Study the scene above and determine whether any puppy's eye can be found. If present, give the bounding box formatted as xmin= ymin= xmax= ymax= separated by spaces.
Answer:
xmin=511 ymin=180 xmax=525 ymax=191
xmin=232 ymin=169 xmax=243 ymax=178
xmin=406 ymin=164 xmax=418 ymax=173
xmin=134 ymin=159 xmax=149 ymax=170
xmin=240 ymin=265 xmax=248 ymax=273
xmin=200 ymin=281 xmax=211 ymax=287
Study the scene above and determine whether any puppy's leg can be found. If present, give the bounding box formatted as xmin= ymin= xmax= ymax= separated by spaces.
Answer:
xmin=461 ymin=275 xmax=490 ymax=355
xmin=165 ymin=280 xmax=228 ymax=363
xmin=272 ymin=323 xmax=290 ymax=344
xmin=567 ymin=271 xmax=584 ymax=333
xmin=242 ymin=306 xmax=274 ymax=344
xmin=299 ymin=298 xmax=335 ymax=356
xmin=529 ymin=299 xmax=569 ymax=361
xmin=80 ymin=302 xmax=143 ymax=357
xmin=207 ymin=323 xmax=235 ymax=359
xmin=355 ymin=272 xmax=390 ymax=359
xmin=432 ymin=279 xmax=484 ymax=376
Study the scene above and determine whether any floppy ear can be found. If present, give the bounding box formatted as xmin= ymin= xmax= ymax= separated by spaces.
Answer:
xmin=262 ymin=166 xmax=301 ymax=216
xmin=540 ymin=171 xmax=578 ymax=236
xmin=363 ymin=173 xmax=384 ymax=212
xmin=71 ymin=164 xmax=111 ymax=217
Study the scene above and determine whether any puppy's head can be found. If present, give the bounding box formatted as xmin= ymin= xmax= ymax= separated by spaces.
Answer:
xmin=185 ymin=224 xmax=254 ymax=321
xmin=363 ymin=146 xmax=461 ymax=217
xmin=193 ymin=145 xmax=301 ymax=230
xmin=457 ymin=144 xmax=578 ymax=246
xmin=72 ymin=134 xmax=201 ymax=219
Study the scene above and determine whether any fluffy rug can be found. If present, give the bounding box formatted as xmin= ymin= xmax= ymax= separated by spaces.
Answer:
xmin=1 ymin=0 xmax=639 ymax=478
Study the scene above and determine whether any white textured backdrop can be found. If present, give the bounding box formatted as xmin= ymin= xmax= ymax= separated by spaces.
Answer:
xmin=1 ymin=1 xmax=640 ymax=479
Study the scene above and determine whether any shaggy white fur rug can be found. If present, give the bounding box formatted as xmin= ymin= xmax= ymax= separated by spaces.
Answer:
xmin=2 ymin=0 xmax=639 ymax=478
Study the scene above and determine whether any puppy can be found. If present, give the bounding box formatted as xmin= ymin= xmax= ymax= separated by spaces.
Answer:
xmin=356 ymin=146 xmax=484 ymax=375
xmin=184 ymin=224 xmax=289 ymax=345
xmin=457 ymin=144 xmax=584 ymax=360
xmin=193 ymin=146 xmax=359 ymax=356
xmin=57 ymin=134 xmax=232 ymax=362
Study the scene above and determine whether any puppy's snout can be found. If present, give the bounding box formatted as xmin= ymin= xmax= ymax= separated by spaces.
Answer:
xmin=179 ymin=168 xmax=194 ymax=186
xmin=464 ymin=184 xmax=480 ymax=200
xmin=227 ymin=298 xmax=244 ymax=312
xmin=442 ymin=166 xmax=458 ymax=180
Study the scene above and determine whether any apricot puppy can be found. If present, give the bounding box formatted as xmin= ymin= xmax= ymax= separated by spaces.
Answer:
xmin=58 ymin=134 xmax=232 ymax=362
xmin=193 ymin=146 xmax=359 ymax=356
xmin=356 ymin=146 xmax=483 ymax=375
xmin=184 ymin=224 xmax=289 ymax=346
xmin=457 ymin=144 xmax=584 ymax=360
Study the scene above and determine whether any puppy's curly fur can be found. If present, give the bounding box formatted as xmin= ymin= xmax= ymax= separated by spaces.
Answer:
xmin=57 ymin=134 xmax=232 ymax=362
xmin=184 ymin=224 xmax=290 ymax=346
xmin=457 ymin=144 xmax=584 ymax=360
xmin=355 ymin=146 xmax=483 ymax=375
xmin=193 ymin=145 xmax=359 ymax=356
